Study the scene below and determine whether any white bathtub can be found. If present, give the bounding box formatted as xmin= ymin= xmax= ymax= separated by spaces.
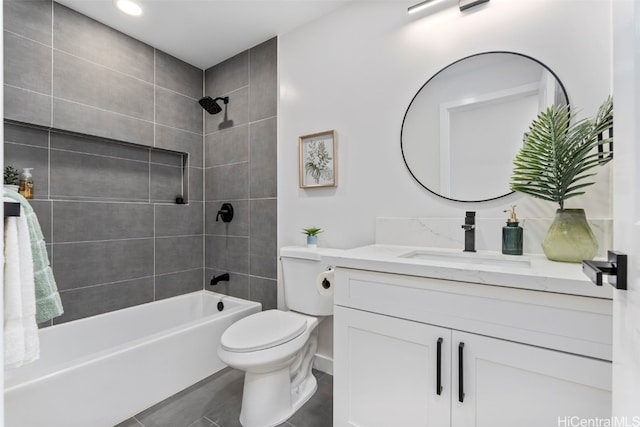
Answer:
xmin=4 ymin=291 xmax=261 ymax=427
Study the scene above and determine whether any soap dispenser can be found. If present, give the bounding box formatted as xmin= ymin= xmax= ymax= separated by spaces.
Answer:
xmin=502 ymin=205 xmax=523 ymax=255
xmin=18 ymin=168 xmax=34 ymax=199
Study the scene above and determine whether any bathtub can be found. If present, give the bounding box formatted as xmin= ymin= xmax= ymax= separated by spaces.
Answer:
xmin=4 ymin=291 xmax=261 ymax=427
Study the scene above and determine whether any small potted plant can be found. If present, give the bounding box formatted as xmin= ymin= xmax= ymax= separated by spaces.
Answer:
xmin=510 ymin=97 xmax=613 ymax=263
xmin=4 ymin=165 xmax=20 ymax=191
xmin=302 ymin=227 xmax=323 ymax=248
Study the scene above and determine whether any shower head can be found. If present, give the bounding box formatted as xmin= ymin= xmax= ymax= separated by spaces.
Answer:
xmin=198 ymin=96 xmax=229 ymax=114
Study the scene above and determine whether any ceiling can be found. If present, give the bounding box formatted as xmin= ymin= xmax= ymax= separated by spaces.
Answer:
xmin=55 ymin=0 xmax=351 ymax=69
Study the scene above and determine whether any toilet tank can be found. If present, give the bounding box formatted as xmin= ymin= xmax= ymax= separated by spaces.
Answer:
xmin=280 ymin=246 xmax=343 ymax=316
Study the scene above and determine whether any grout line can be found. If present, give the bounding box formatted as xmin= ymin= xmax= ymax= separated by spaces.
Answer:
xmin=148 ymin=149 xmax=152 ymax=203
xmin=132 ymin=416 xmax=145 ymax=427
xmin=58 ymin=275 xmax=157 ymax=292
xmin=153 ymin=204 xmax=156 ymax=301
xmin=153 ymin=48 xmax=156 ymax=147
xmin=53 ymin=236 xmax=155 ymax=245
xmin=204 ymin=160 xmax=249 ymax=169
xmin=50 ymin=4 xmax=54 ymax=126
xmin=49 ymin=146 xmax=153 ymax=164
xmin=202 ymin=67 xmax=207 ymax=291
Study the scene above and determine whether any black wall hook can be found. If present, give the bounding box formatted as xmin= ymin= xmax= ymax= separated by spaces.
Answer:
xmin=210 ymin=273 xmax=230 ymax=286
xmin=216 ymin=203 xmax=234 ymax=223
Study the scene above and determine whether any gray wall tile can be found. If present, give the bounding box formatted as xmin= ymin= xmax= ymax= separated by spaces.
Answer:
xmin=155 ymin=235 xmax=204 ymax=274
xmin=205 ymin=125 xmax=248 ymax=168
xmin=4 ymin=0 xmax=209 ymax=324
xmin=249 ymin=199 xmax=277 ymax=279
xmin=50 ymin=131 xmax=149 ymax=162
xmin=156 ymin=202 xmax=203 ymax=237
xmin=205 ymin=51 xmax=248 ymax=96
xmin=205 ymin=235 xmax=248 ymax=274
xmin=53 ymin=239 xmax=154 ymax=290
xmin=249 ymin=117 xmax=277 ymax=199
xmin=155 ymin=87 xmax=203 ymax=134
xmin=249 ymin=37 xmax=277 ymax=122
xmin=53 ymin=98 xmax=154 ymax=146
xmin=155 ymin=269 xmax=203 ymax=300
xmin=53 ymin=201 xmax=154 ymax=243
xmin=151 ymin=163 xmax=183 ymax=202
xmin=5 ymin=122 xmax=49 ymax=147
xmin=4 ymin=32 xmax=52 ymax=94
xmin=205 ymin=87 xmax=249 ymax=134
xmin=206 ymin=269 xmax=249 ymax=300
xmin=53 ymin=3 xmax=154 ymax=82
xmin=189 ymin=166 xmax=204 ymax=202
xmin=50 ymin=148 xmax=150 ymax=201
xmin=55 ymin=277 xmax=154 ymax=324
xmin=4 ymin=142 xmax=49 ymax=199
xmin=5 ymin=85 xmax=52 ymax=127
xmin=249 ymin=276 xmax=277 ymax=310
xmin=53 ymin=51 xmax=154 ymax=121
xmin=4 ymin=0 xmax=52 ymax=45
xmin=206 ymin=200 xmax=248 ymax=237
xmin=155 ymin=125 xmax=203 ymax=167
xmin=156 ymin=50 xmax=203 ymax=99
xmin=205 ymin=162 xmax=248 ymax=201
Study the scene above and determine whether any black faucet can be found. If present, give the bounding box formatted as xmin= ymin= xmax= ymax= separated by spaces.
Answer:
xmin=461 ymin=211 xmax=476 ymax=252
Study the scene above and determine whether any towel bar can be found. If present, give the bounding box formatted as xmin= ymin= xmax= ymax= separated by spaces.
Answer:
xmin=4 ymin=202 xmax=20 ymax=217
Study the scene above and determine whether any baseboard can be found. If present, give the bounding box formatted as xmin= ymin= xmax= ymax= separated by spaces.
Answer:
xmin=313 ymin=353 xmax=333 ymax=375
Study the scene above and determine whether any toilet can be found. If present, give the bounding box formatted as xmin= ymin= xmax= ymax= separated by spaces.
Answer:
xmin=218 ymin=246 xmax=341 ymax=427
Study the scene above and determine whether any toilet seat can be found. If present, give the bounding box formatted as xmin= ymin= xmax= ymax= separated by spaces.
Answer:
xmin=221 ymin=310 xmax=307 ymax=353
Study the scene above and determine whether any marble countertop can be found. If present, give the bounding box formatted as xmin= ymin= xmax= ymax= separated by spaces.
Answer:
xmin=324 ymin=244 xmax=613 ymax=299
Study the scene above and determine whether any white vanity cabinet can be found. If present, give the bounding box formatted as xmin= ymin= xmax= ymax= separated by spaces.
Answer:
xmin=333 ymin=268 xmax=612 ymax=427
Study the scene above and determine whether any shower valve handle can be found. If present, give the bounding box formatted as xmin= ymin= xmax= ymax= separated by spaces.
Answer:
xmin=216 ymin=203 xmax=234 ymax=223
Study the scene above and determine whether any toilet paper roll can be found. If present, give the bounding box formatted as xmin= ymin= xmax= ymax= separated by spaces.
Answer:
xmin=316 ymin=269 xmax=334 ymax=296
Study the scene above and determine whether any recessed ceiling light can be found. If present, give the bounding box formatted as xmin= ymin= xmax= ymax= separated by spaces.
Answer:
xmin=114 ymin=0 xmax=142 ymax=16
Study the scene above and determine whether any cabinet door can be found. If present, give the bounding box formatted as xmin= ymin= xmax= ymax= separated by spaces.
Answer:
xmin=334 ymin=306 xmax=451 ymax=427
xmin=451 ymin=331 xmax=612 ymax=427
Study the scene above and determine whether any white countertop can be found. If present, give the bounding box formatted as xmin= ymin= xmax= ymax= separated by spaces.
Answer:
xmin=324 ymin=244 xmax=613 ymax=299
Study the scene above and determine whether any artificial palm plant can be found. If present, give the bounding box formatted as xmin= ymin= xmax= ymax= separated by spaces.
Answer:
xmin=510 ymin=97 xmax=613 ymax=262
xmin=510 ymin=97 xmax=613 ymax=209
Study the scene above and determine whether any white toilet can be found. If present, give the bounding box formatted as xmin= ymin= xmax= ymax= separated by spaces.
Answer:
xmin=218 ymin=246 xmax=341 ymax=427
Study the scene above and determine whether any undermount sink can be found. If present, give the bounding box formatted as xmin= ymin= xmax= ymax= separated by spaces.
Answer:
xmin=399 ymin=249 xmax=531 ymax=267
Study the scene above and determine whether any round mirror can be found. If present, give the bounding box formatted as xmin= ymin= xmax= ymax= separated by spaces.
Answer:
xmin=401 ymin=52 xmax=568 ymax=202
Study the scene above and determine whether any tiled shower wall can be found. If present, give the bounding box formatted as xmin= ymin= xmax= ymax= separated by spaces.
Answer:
xmin=204 ymin=38 xmax=278 ymax=310
xmin=3 ymin=0 xmax=205 ymax=324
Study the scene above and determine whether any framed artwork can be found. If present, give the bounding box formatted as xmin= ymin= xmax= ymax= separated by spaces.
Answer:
xmin=299 ymin=130 xmax=337 ymax=188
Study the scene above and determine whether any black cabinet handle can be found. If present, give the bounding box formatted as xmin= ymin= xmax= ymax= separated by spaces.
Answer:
xmin=436 ymin=337 xmax=443 ymax=395
xmin=458 ymin=342 xmax=465 ymax=403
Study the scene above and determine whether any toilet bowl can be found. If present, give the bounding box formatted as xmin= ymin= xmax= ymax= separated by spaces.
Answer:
xmin=217 ymin=246 xmax=342 ymax=427
xmin=218 ymin=310 xmax=320 ymax=427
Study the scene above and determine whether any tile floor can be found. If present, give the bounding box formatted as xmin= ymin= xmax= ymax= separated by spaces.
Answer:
xmin=115 ymin=368 xmax=333 ymax=427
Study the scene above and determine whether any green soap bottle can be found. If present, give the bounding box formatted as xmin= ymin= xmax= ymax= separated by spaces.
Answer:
xmin=502 ymin=205 xmax=523 ymax=255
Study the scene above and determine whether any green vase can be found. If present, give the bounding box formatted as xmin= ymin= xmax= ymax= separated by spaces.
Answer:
xmin=541 ymin=209 xmax=598 ymax=263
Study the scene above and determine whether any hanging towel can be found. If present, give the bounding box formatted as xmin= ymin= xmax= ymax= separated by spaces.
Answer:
xmin=4 ymin=190 xmax=63 ymax=323
xmin=4 ymin=207 xmax=39 ymax=368
xmin=4 ymin=216 xmax=26 ymax=367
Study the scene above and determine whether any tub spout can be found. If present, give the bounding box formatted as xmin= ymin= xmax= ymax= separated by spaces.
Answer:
xmin=210 ymin=273 xmax=230 ymax=286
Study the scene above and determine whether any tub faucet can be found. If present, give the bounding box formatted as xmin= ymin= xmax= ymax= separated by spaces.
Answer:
xmin=461 ymin=211 xmax=476 ymax=252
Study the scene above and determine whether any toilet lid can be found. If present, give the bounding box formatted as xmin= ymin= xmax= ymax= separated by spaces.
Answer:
xmin=221 ymin=310 xmax=307 ymax=353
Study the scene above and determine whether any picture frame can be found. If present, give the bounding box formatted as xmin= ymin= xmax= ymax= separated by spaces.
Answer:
xmin=299 ymin=130 xmax=337 ymax=188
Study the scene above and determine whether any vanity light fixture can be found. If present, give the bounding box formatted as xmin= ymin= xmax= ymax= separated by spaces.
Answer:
xmin=407 ymin=0 xmax=440 ymax=14
xmin=407 ymin=0 xmax=489 ymax=14
xmin=458 ymin=0 xmax=489 ymax=11
xmin=114 ymin=0 xmax=142 ymax=16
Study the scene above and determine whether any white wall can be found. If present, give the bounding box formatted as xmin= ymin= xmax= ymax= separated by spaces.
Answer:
xmin=278 ymin=0 xmax=612 ymax=365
